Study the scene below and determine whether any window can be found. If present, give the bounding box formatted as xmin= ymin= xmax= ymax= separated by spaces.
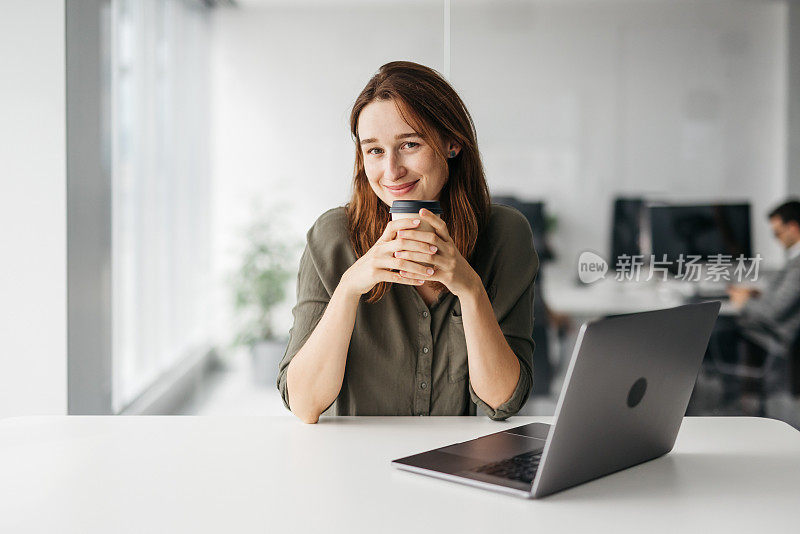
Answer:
xmin=110 ymin=0 xmax=212 ymax=412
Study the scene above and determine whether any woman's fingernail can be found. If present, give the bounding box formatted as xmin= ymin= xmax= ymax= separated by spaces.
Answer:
xmin=426 ymin=268 xmax=434 ymax=275
xmin=430 ymin=246 xmax=437 ymax=252
xmin=413 ymin=219 xmax=420 ymax=225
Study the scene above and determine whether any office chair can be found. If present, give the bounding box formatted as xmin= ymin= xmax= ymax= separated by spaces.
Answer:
xmin=706 ymin=326 xmax=798 ymax=416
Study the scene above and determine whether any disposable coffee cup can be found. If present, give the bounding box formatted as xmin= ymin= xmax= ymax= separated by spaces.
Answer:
xmin=389 ymin=200 xmax=443 ymax=234
xmin=390 ymin=200 xmax=443 ymax=270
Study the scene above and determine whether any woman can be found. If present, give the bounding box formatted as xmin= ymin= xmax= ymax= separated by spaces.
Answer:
xmin=277 ymin=61 xmax=538 ymax=423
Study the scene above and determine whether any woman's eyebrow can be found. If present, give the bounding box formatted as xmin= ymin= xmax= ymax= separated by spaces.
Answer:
xmin=360 ymin=132 xmax=420 ymax=145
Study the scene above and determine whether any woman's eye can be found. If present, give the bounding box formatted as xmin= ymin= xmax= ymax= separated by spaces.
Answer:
xmin=366 ymin=142 xmax=417 ymax=156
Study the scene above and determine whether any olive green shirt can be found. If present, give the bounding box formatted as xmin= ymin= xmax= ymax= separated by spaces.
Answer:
xmin=277 ymin=204 xmax=539 ymax=420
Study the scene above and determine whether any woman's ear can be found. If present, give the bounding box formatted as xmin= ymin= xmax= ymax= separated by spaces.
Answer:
xmin=446 ymin=141 xmax=461 ymax=159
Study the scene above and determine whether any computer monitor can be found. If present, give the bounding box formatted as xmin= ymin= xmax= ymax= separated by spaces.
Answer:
xmin=610 ymin=197 xmax=645 ymax=270
xmin=648 ymin=203 xmax=752 ymax=273
xmin=493 ymin=196 xmax=554 ymax=262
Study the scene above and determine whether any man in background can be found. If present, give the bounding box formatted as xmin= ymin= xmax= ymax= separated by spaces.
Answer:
xmin=728 ymin=200 xmax=800 ymax=357
xmin=709 ymin=200 xmax=800 ymax=411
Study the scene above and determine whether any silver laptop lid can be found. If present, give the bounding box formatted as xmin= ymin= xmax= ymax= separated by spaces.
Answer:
xmin=532 ymin=301 xmax=720 ymax=498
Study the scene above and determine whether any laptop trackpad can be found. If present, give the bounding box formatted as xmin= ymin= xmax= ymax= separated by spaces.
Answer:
xmin=438 ymin=432 xmax=546 ymax=463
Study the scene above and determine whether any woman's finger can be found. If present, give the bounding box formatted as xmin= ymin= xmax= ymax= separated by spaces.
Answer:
xmin=381 ymin=270 xmax=424 ymax=285
xmin=387 ymin=237 xmax=438 ymax=255
xmin=378 ymin=217 xmax=421 ymax=242
xmin=393 ymin=250 xmax=440 ymax=267
xmin=398 ymin=268 xmax=439 ymax=282
xmin=374 ymin=255 xmax=429 ymax=277
xmin=417 ymin=209 xmax=450 ymax=239
xmin=389 ymin=257 xmax=435 ymax=277
xmin=395 ymin=229 xmax=448 ymax=249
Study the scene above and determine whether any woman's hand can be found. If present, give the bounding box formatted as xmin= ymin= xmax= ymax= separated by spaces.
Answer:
xmin=393 ymin=208 xmax=482 ymax=298
xmin=339 ymin=216 xmax=438 ymax=298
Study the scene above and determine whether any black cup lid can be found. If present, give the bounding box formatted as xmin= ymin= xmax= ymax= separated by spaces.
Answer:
xmin=389 ymin=200 xmax=443 ymax=215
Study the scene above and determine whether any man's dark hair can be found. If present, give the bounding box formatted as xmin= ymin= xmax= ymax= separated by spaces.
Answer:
xmin=768 ymin=199 xmax=800 ymax=227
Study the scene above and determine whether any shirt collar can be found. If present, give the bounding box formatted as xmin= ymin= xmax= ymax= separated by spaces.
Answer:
xmin=787 ymin=240 xmax=800 ymax=260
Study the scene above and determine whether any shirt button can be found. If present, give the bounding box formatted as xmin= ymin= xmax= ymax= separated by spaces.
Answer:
xmin=420 ymin=382 xmax=427 ymax=389
xmin=422 ymin=311 xmax=429 ymax=318
xmin=422 ymin=346 xmax=429 ymax=354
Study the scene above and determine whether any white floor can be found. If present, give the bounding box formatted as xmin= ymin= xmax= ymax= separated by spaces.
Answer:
xmin=176 ymin=347 xmax=289 ymax=416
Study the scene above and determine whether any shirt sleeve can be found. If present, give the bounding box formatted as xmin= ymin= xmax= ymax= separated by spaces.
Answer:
xmin=276 ymin=242 xmax=331 ymax=412
xmin=740 ymin=267 xmax=800 ymax=327
xmin=469 ymin=208 xmax=539 ymax=420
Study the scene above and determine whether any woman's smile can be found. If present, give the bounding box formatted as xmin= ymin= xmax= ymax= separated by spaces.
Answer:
xmin=385 ymin=179 xmax=419 ymax=196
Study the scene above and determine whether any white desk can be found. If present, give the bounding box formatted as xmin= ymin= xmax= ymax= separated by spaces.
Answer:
xmin=546 ymin=277 xmax=739 ymax=321
xmin=1 ymin=416 xmax=798 ymax=533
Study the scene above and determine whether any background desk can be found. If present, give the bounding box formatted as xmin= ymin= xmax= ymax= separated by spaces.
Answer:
xmin=546 ymin=276 xmax=739 ymax=321
xmin=1 ymin=416 xmax=798 ymax=533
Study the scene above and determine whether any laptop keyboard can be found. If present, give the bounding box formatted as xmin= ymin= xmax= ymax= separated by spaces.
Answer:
xmin=471 ymin=450 xmax=542 ymax=484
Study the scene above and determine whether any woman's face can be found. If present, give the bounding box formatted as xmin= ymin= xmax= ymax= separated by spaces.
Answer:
xmin=357 ymin=99 xmax=459 ymax=206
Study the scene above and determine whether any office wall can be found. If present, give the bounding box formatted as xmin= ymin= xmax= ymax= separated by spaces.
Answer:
xmin=0 ymin=0 xmax=67 ymax=419
xmin=211 ymin=1 xmax=789 ymax=343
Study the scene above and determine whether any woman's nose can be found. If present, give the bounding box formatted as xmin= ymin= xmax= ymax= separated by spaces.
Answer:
xmin=384 ymin=151 xmax=406 ymax=181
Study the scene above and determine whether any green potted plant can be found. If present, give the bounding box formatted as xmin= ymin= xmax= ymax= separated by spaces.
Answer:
xmin=230 ymin=205 xmax=300 ymax=385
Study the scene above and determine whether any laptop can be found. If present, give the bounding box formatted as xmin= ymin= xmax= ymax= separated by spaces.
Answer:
xmin=391 ymin=301 xmax=721 ymax=499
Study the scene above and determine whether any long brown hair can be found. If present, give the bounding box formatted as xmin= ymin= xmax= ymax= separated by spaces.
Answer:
xmin=347 ymin=61 xmax=491 ymax=304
